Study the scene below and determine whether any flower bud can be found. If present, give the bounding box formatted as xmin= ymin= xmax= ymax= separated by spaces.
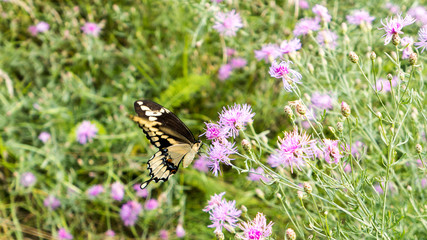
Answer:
xmin=303 ymin=182 xmax=312 ymax=194
xmin=284 ymin=105 xmax=294 ymax=118
xmin=255 ymin=188 xmax=264 ymax=199
xmin=341 ymin=101 xmax=351 ymax=118
xmin=241 ymin=139 xmax=251 ymax=151
xmin=336 ymin=122 xmax=344 ymax=132
xmin=409 ymin=53 xmax=417 ymax=65
xmin=296 ymin=103 xmax=307 ymax=116
xmin=297 ymin=190 xmax=304 ymax=199
xmin=407 ymin=185 xmax=412 ymax=192
xmin=370 ymin=51 xmax=376 ymax=60
xmin=308 ymin=63 xmax=314 ymax=74
xmin=286 ymin=228 xmax=296 ymax=240
xmin=392 ymin=33 xmax=400 ymax=46
xmin=341 ymin=22 xmax=348 ymax=33
xmin=348 ymin=51 xmax=359 ymax=63
xmin=416 ymin=144 xmax=422 ymax=154
xmin=387 ymin=73 xmax=393 ymax=81
xmin=241 ymin=205 xmax=248 ymax=213
xmin=215 ymin=230 xmax=224 ymax=240
xmin=376 ymin=111 xmax=382 ymax=119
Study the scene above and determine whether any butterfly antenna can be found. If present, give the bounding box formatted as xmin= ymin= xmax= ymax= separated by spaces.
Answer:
xmin=140 ymin=178 xmax=153 ymax=190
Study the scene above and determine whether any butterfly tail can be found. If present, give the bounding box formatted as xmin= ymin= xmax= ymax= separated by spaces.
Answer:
xmin=140 ymin=178 xmax=153 ymax=189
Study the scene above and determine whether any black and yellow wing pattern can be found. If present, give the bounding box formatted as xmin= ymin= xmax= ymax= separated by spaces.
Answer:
xmin=130 ymin=100 xmax=202 ymax=189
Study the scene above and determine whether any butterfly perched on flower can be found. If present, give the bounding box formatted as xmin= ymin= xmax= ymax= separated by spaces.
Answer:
xmin=130 ymin=100 xmax=202 ymax=189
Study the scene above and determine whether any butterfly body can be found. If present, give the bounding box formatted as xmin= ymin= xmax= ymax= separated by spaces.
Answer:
xmin=131 ymin=100 xmax=201 ymax=189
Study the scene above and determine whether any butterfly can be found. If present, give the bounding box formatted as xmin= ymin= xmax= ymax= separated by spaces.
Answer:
xmin=130 ymin=100 xmax=202 ymax=189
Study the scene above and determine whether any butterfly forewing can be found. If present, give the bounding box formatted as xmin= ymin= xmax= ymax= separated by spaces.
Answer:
xmin=132 ymin=100 xmax=201 ymax=189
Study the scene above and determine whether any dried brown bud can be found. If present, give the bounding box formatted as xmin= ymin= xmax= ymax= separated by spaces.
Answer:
xmin=286 ymin=228 xmax=297 ymax=240
xmin=409 ymin=52 xmax=417 ymax=65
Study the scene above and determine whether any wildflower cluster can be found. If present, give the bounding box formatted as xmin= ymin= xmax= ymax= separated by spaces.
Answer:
xmin=203 ymin=192 xmax=242 ymax=233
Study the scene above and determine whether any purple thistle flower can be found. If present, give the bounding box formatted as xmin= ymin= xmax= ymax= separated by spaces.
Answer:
xmin=218 ymin=103 xmax=255 ymax=138
xmin=421 ymin=178 xmax=427 ymax=188
xmin=76 ymin=121 xmax=98 ymax=144
xmin=237 ymin=212 xmax=274 ymax=240
xmin=176 ymin=224 xmax=186 ymax=238
xmin=87 ymin=184 xmax=104 ymax=198
xmin=268 ymin=60 xmax=302 ymax=92
xmin=415 ymin=27 xmax=427 ymax=53
xmin=316 ymin=30 xmax=338 ymax=49
xmin=254 ymin=44 xmax=280 ymax=63
xmin=247 ymin=167 xmax=271 ymax=183
xmin=279 ymin=38 xmax=301 ymax=54
xmin=343 ymin=162 xmax=352 ymax=173
xmin=193 ymin=155 xmax=210 ymax=173
xmin=401 ymin=36 xmax=414 ymax=59
xmin=375 ymin=76 xmax=398 ymax=92
xmin=312 ymin=4 xmax=331 ymax=23
xmin=299 ymin=0 xmax=309 ymax=9
xmin=28 ymin=26 xmax=38 ymax=36
xmin=311 ymin=92 xmax=334 ymax=110
xmin=226 ymin=48 xmax=236 ymax=56
xmin=105 ymin=230 xmax=115 ymax=237
xmin=20 ymin=172 xmax=36 ymax=187
xmin=269 ymin=128 xmax=315 ymax=172
xmin=230 ymin=57 xmax=247 ymax=69
xmin=58 ymin=228 xmax=73 ymax=240
xmin=120 ymin=201 xmax=142 ymax=226
xmin=374 ymin=182 xmax=396 ymax=195
xmin=36 ymin=22 xmax=50 ymax=33
xmin=160 ymin=229 xmax=169 ymax=240
xmin=43 ymin=195 xmax=61 ymax=210
xmin=38 ymin=131 xmax=51 ymax=143
xmin=81 ymin=22 xmax=102 ymax=36
xmin=218 ymin=64 xmax=233 ymax=81
xmin=111 ymin=182 xmax=124 ymax=201
xmin=322 ymin=139 xmax=342 ymax=164
xmin=213 ymin=10 xmax=243 ymax=37
xmin=206 ymin=196 xmax=241 ymax=232
xmin=385 ymin=3 xmax=400 ymax=14
xmin=202 ymin=122 xmax=227 ymax=140
xmin=145 ymin=199 xmax=159 ymax=210
xmin=133 ymin=184 xmax=148 ymax=198
xmin=408 ymin=6 xmax=427 ymax=25
xmin=203 ymin=192 xmax=226 ymax=212
xmin=207 ymin=140 xmax=237 ymax=176
xmin=351 ymin=141 xmax=365 ymax=159
xmin=293 ymin=18 xmax=320 ymax=36
xmin=346 ymin=10 xmax=375 ymax=26
xmin=379 ymin=14 xmax=415 ymax=45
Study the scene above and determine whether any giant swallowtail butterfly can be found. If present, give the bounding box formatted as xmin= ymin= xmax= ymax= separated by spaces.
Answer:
xmin=130 ymin=100 xmax=202 ymax=189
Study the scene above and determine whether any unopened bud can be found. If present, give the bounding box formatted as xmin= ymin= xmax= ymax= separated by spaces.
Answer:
xmin=348 ymin=51 xmax=359 ymax=63
xmin=284 ymin=105 xmax=294 ymax=118
xmin=370 ymin=51 xmax=376 ymax=60
xmin=416 ymin=144 xmax=422 ymax=154
xmin=341 ymin=22 xmax=348 ymax=33
xmin=319 ymin=48 xmax=325 ymax=57
xmin=241 ymin=139 xmax=251 ymax=151
xmin=286 ymin=228 xmax=296 ymax=240
xmin=391 ymin=51 xmax=398 ymax=60
xmin=296 ymin=103 xmax=306 ymax=116
xmin=392 ymin=33 xmax=400 ymax=46
xmin=215 ymin=230 xmax=224 ymax=240
xmin=308 ymin=63 xmax=314 ymax=74
xmin=387 ymin=73 xmax=393 ymax=81
xmin=297 ymin=190 xmax=304 ymax=199
xmin=255 ymin=188 xmax=264 ymax=199
xmin=336 ymin=122 xmax=344 ymax=132
xmin=341 ymin=101 xmax=351 ymax=118
xmin=407 ymin=185 xmax=412 ymax=192
xmin=241 ymin=205 xmax=248 ymax=213
xmin=409 ymin=53 xmax=417 ymax=65
xmin=303 ymin=182 xmax=312 ymax=194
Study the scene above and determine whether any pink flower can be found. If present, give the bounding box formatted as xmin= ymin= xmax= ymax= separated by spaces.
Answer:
xmin=203 ymin=122 xmax=228 ymax=140
xmin=36 ymin=22 xmax=50 ymax=33
xmin=401 ymin=36 xmax=414 ymax=59
xmin=385 ymin=3 xmax=400 ymax=14
xmin=193 ymin=155 xmax=210 ymax=173
xmin=293 ymin=18 xmax=320 ymax=36
xmin=421 ymin=178 xmax=427 ymax=188
xmin=38 ymin=131 xmax=51 ymax=143
xmin=159 ymin=229 xmax=169 ymax=240
xmin=58 ymin=228 xmax=73 ymax=240
xmin=204 ymin=193 xmax=241 ymax=232
xmin=87 ymin=184 xmax=104 ymax=198
xmin=311 ymin=92 xmax=334 ymax=110
xmin=44 ymin=195 xmax=61 ymax=210
xmin=312 ymin=4 xmax=331 ymax=23
xmin=415 ymin=27 xmax=427 ymax=53
xmin=111 ymin=182 xmax=124 ymax=201
xmin=322 ymin=139 xmax=342 ymax=164
xmin=120 ymin=201 xmax=142 ymax=226
xmin=269 ymin=60 xmax=302 ymax=92
xmin=316 ymin=30 xmax=338 ymax=49
xmin=269 ymin=128 xmax=315 ymax=172
xmin=203 ymin=192 xmax=226 ymax=212
xmin=379 ymin=14 xmax=415 ymax=45
xmin=230 ymin=57 xmax=247 ymax=69
xmin=76 ymin=121 xmax=98 ymax=144
xmin=299 ymin=0 xmax=309 ymax=9
xmin=20 ymin=172 xmax=36 ymax=187
xmin=226 ymin=48 xmax=236 ymax=56
xmin=346 ymin=10 xmax=375 ymax=26
xmin=279 ymin=38 xmax=301 ymax=54
xmin=254 ymin=44 xmax=280 ymax=62
xmin=237 ymin=212 xmax=274 ymax=240
xmin=81 ymin=22 xmax=102 ymax=36
xmin=207 ymin=140 xmax=237 ymax=176
xmin=213 ymin=10 xmax=243 ymax=37
xmin=218 ymin=103 xmax=255 ymax=138
xmin=408 ymin=6 xmax=427 ymax=25
xmin=375 ymin=76 xmax=398 ymax=92
xmin=133 ymin=184 xmax=148 ymax=198
xmin=28 ymin=26 xmax=38 ymax=36
xmin=351 ymin=141 xmax=365 ymax=159
xmin=105 ymin=230 xmax=115 ymax=237
xmin=343 ymin=162 xmax=352 ymax=173
xmin=248 ymin=167 xmax=271 ymax=182
xmin=176 ymin=224 xmax=186 ymax=238
xmin=145 ymin=199 xmax=159 ymax=210
xmin=218 ymin=64 xmax=233 ymax=81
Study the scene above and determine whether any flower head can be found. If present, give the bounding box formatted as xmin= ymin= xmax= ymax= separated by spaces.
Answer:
xmin=322 ymin=139 xmax=342 ymax=164
xmin=206 ymin=194 xmax=241 ymax=232
xmin=316 ymin=30 xmax=338 ymax=49
xmin=254 ymin=44 xmax=280 ymax=62
xmin=346 ymin=10 xmax=375 ymax=26
xmin=415 ymin=27 xmax=427 ymax=53
xmin=408 ymin=6 xmax=427 ymax=25
xmin=299 ymin=0 xmax=309 ymax=9
xmin=111 ymin=182 xmax=124 ymax=201
xmin=28 ymin=26 xmax=38 ymax=36
xmin=230 ymin=57 xmax=247 ymax=69
xmin=58 ymin=228 xmax=73 ymax=240
xmin=269 ymin=128 xmax=315 ymax=172
xmin=120 ymin=201 xmax=142 ymax=226
xmin=248 ymin=167 xmax=271 ymax=182
xmin=44 ymin=195 xmax=61 ymax=210
xmin=176 ymin=224 xmax=186 ymax=238
xmin=203 ymin=192 xmax=226 ymax=212
xmin=76 ymin=121 xmax=98 ymax=144
xmin=379 ymin=14 xmax=415 ymax=45
xmin=279 ymin=38 xmax=301 ymax=54
xmin=36 ymin=22 xmax=50 ymax=33
xmin=145 ymin=199 xmax=159 ymax=210
xmin=105 ymin=230 xmax=115 ymax=237
xmin=87 ymin=184 xmax=104 ymax=198
xmin=401 ymin=36 xmax=414 ymax=59
xmin=20 ymin=172 xmax=36 ymax=187
xmin=375 ymin=77 xmax=398 ymax=92
xmin=193 ymin=155 xmax=210 ymax=173
xmin=213 ymin=10 xmax=243 ymax=37
xmin=207 ymin=140 xmax=237 ymax=176
xmin=311 ymin=92 xmax=334 ymax=110
xmin=312 ymin=4 xmax=331 ymax=22
xmin=237 ymin=212 xmax=274 ymax=240
xmin=218 ymin=64 xmax=233 ymax=81
xmin=38 ymin=131 xmax=51 ymax=143
xmin=160 ymin=229 xmax=169 ymax=240
xmin=219 ymin=103 xmax=255 ymax=138
xmin=81 ymin=22 xmax=102 ymax=36
xmin=269 ymin=60 xmax=302 ymax=92
xmin=133 ymin=184 xmax=148 ymax=198
xmin=293 ymin=18 xmax=320 ymax=36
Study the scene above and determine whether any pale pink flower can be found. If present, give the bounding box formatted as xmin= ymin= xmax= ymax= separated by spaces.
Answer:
xmin=279 ymin=38 xmax=301 ymax=54
xmin=111 ymin=182 xmax=124 ymax=201
xmin=346 ymin=10 xmax=375 ymax=26
xmin=58 ymin=228 xmax=73 ymax=240
xmin=218 ymin=64 xmax=233 ymax=81
xmin=312 ymin=4 xmax=331 ymax=23
xmin=379 ymin=14 xmax=415 ymax=45
xmin=38 ymin=132 xmax=51 ymax=143
xmin=213 ymin=10 xmax=243 ymax=37
xmin=254 ymin=44 xmax=280 ymax=62
xmin=237 ymin=212 xmax=274 ymax=240
xmin=322 ymin=139 xmax=342 ymax=164
xmin=269 ymin=60 xmax=302 ymax=92
xmin=81 ymin=22 xmax=102 ymax=36
xmin=230 ymin=57 xmax=247 ymax=69
xmin=176 ymin=224 xmax=186 ymax=238
xmin=247 ymin=167 xmax=271 ymax=182
xmin=415 ymin=27 xmax=427 ymax=53
xmin=293 ymin=18 xmax=320 ymax=36
xmin=218 ymin=103 xmax=255 ymax=138
xmin=36 ymin=22 xmax=50 ymax=33
xmin=401 ymin=36 xmax=414 ymax=59
xmin=316 ymin=30 xmax=338 ymax=49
